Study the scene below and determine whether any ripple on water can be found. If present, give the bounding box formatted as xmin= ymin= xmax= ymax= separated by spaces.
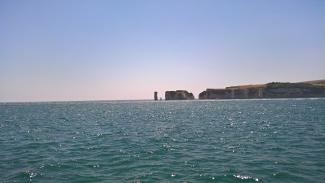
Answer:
xmin=0 ymin=99 xmax=324 ymax=182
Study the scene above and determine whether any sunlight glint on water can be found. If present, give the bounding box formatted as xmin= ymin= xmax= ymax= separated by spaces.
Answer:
xmin=1 ymin=99 xmax=325 ymax=182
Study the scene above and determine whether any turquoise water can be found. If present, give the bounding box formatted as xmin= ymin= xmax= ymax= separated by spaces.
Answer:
xmin=1 ymin=99 xmax=325 ymax=182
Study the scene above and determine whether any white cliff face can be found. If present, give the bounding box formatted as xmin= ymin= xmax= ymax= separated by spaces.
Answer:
xmin=198 ymin=82 xmax=325 ymax=99
xmin=165 ymin=90 xmax=194 ymax=100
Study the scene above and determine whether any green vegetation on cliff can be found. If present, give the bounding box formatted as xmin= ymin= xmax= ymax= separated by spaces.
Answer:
xmin=266 ymin=82 xmax=325 ymax=89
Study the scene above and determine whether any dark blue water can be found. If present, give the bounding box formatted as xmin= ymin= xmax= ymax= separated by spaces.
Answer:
xmin=1 ymin=99 xmax=325 ymax=182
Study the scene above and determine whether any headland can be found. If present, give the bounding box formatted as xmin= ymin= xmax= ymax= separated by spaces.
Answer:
xmin=159 ymin=79 xmax=325 ymax=100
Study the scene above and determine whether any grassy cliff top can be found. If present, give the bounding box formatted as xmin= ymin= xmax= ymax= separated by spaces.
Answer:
xmin=266 ymin=82 xmax=325 ymax=89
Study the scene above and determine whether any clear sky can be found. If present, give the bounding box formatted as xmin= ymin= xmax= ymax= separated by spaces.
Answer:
xmin=1 ymin=0 xmax=324 ymax=102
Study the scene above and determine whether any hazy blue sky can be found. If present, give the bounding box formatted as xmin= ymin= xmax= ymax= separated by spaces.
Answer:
xmin=1 ymin=0 xmax=324 ymax=102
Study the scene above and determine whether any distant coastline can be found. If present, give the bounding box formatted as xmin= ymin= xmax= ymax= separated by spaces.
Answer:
xmin=2 ymin=80 xmax=325 ymax=103
xmin=163 ymin=79 xmax=325 ymax=100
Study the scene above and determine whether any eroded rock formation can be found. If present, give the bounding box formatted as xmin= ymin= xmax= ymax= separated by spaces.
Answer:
xmin=165 ymin=90 xmax=194 ymax=100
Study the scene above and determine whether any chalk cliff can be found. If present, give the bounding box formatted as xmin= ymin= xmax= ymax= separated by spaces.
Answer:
xmin=199 ymin=81 xmax=325 ymax=99
xmin=165 ymin=90 xmax=194 ymax=100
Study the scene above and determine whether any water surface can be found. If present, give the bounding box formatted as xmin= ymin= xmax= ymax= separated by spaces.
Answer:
xmin=1 ymin=99 xmax=325 ymax=182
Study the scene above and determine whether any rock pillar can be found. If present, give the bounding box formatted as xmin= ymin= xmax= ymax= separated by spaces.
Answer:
xmin=154 ymin=92 xmax=158 ymax=101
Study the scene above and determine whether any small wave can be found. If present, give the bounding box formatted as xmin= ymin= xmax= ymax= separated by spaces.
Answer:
xmin=233 ymin=174 xmax=260 ymax=181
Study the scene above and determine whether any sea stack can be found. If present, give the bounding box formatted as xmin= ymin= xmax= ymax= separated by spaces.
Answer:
xmin=154 ymin=91 xmax=158 ymax=101
xmin=165 ymin=90 xmax=194 ymax=100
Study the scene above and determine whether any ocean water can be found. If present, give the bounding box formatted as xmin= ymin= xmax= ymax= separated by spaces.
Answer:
xmin=1 ymin=99 xmax=325 ymax=182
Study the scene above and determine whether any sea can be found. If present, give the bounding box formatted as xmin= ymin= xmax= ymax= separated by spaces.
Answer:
xmin=0 ymin=98 xmax=325 ymax=182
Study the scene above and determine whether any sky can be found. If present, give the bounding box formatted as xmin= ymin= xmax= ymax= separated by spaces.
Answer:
xmin=1 ymin=0 xmax=325 ymax=102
